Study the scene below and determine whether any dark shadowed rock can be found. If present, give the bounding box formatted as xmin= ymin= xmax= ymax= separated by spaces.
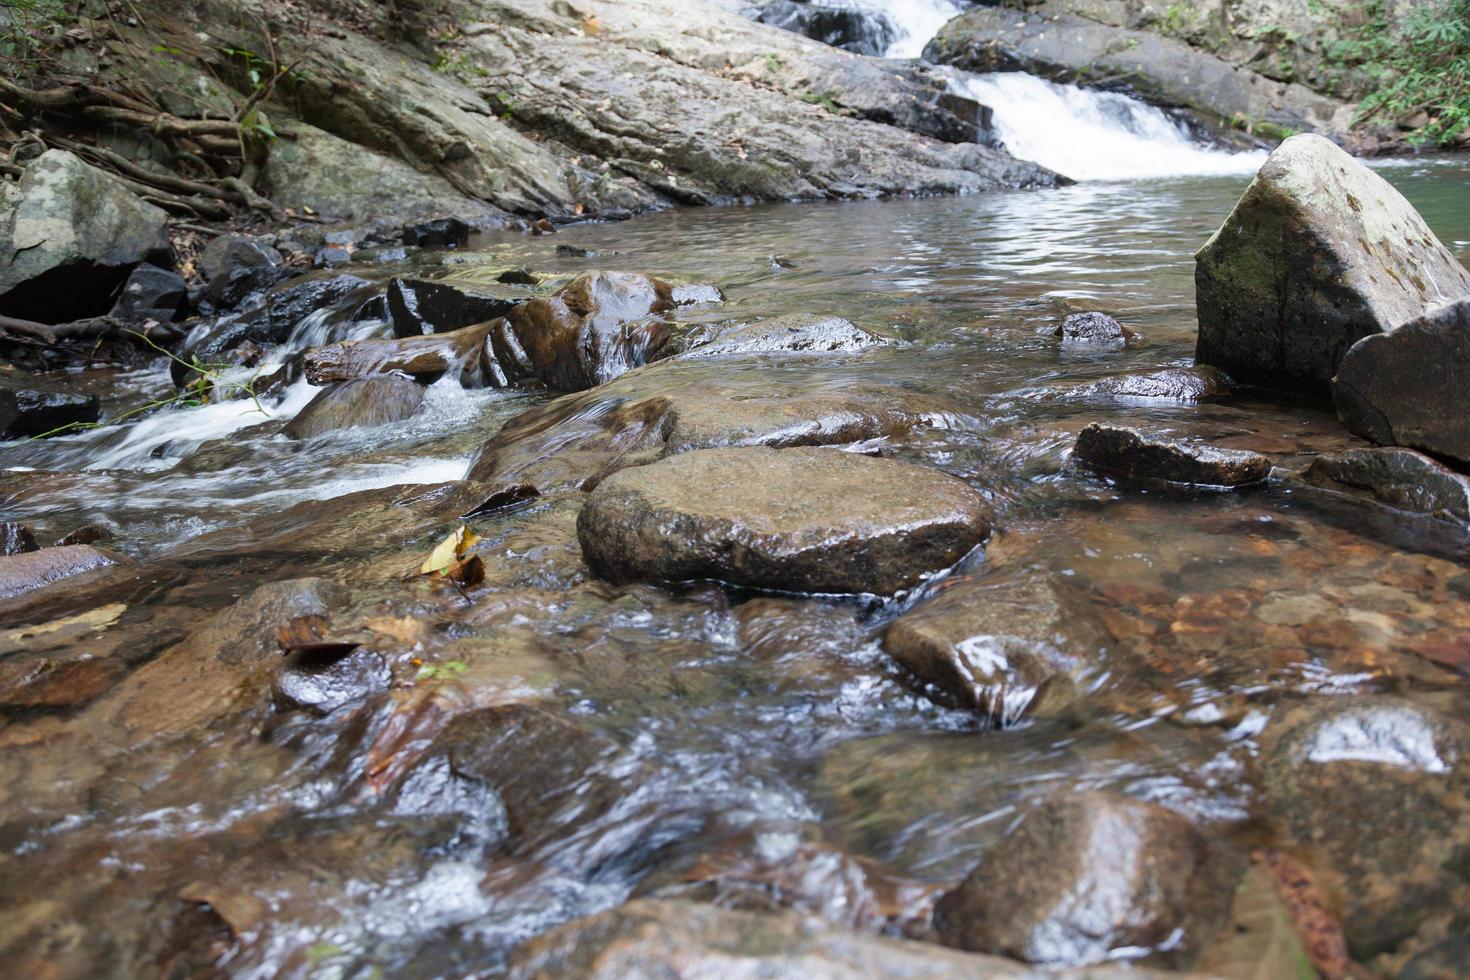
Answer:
xmin=1286 ymin=446 xmax=1470 ymax=525
xmin=283 ymin=374 xmax=426 ymax=439
xmin=1261 ymin=695 xmax=1470 ymax=958
xmin=1195 ymin=135 xmax=1470 ymax=393
xmin=201 ymin=234 xmax=287 ymax=311
xmin=1334 ymin=298 xmax=1470 ymax=468
xmin=110 ymin=263 xmax=187 ymax=323
xmin=1068 ymin=366 xmax=1231 ymax=404
xmin=1 ymin=523 xmax=39 ymax=556
xmin=54 ymin=524 xmax=117 ymax=547
xmin=577 ymin=446 xmax=990 ymax=595
xmin=884 ymin=573 xmax=1106 ymax=724
xmin=506 ymin=898 xmax=1097 ymax=979
xmin=934 ymin=792 xmax=1238 ymax=968
xmin=386 ymin=275 xmax=530 ymax=337
xmin=1054 ymin=311 xmax=1133 ymax=347
xmin=1074 ymin=423 xmax=1270 ymax=487
xmin=304 ymin=326 xmax=495 ymax=386
xmin=400 ymin=217 xmax=472 ymax=249
xmin=0 ymin=545 xmax=120 ymax=600
xmin=0 ymin=149 xmax=170 ymax=323
xmin=0 ymin=378 xmax=101 ymax=440
xmin=681 ymin=312 xmax=891 ymax=358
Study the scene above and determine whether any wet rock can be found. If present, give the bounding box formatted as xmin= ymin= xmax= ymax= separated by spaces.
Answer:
xmin=54 ymin=524 xmax=117 ymax=547
xmin=386 ymin=275 xmax=531 ymax=337
xmin=1260 ymin=695 xmax=1470 ymax=958
xmin=272 ymin=647 xmax=391 ymax=715
xmin=1334 ymin=298 xmax=1470 ymax=468
xmin=506 ymin=898 xmax=1084 ymax=979
xmin=283 ymin=374 xmax=426 ymax=440
xmin=0 ymin=149 xmax=170 ymax=323
xmin=577 ymin=446 xmax=991 ymax=595
xmin=681 ymin=312 xmax=892 ymax=358
xmin=0 ymin=377 xmax=101 ymax=440
xmin=0 ymin=545 xmax=120 ymax=600
xmin=1074 ymin=423 xmax=1270 ymax=488
xmin=313 ymin=246 xmax=353 ymax=268
xmin=304 ymin=325 xmax=495 ymax=386
xmin=1069 ymin=366 xmax=1231 ymax=404
xmin=401 ymin=217 xmax=472 ymax=249
xmin=110 ymin=263 xmax=187 ymax=324
xmin=1054 ymin=311 xmax=1133 ymax=347
xmin=884 ymin=573 xmax=1106 ymax=724
xmin=934 ymin=791 xmax=1237 ymax=968
xmin=1286 ymin=446 xmax=1470 ymax=525
xmin=1 ymin=523 xmax=39 ymax=556
xmin=200 ymin=233 xmax=286 ymax=310
xmin=1195 ymin=135 xmax=1470 ymax=393
xmin=555 ymin=244 xmax=600 ymax=258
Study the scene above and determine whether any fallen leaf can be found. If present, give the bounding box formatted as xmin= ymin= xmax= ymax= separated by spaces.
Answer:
xmin=418 ymin=525 xmax=481 ymax=576
xmin=363 ymin=615 xmax=426 ymax=645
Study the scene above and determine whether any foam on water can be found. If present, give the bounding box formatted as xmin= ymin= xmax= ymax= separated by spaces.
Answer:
xmin=875 ymin=0 xmax=962 ymax=58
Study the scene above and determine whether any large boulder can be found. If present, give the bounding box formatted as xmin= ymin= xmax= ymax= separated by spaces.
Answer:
xmin=1194 ymin=135 xmax=1470 ymax=393
xmin=1333 ymin=298 xmax=1470 ymax=468
xmin=1260 ymin=695 xmax=1470 ymax=958
xmin=933 ymin=792 xmax=1238 ymax=968
xmin=577 ymin=446 xmax=992 ymax=594
xmin=283 ymin=375 xmax=426 ymax=439
xmin=883 ymin=573 xmax=1107 ymax=724
xmin=0 ymin=149 xmax=170 ymax=323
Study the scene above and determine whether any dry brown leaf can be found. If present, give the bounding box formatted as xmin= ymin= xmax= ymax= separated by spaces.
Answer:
xmin=363 ymin=616 xmax=427 ymax=645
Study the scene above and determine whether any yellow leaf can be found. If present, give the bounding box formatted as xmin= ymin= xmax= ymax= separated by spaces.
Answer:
xmin=418 ymin=525 xmax=481 ymax=576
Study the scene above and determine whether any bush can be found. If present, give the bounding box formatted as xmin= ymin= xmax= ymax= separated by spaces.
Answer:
xmin=1336 ymin=0 xmax=1470 ymax=145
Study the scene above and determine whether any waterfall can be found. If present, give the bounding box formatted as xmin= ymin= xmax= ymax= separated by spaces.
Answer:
xmin=875 ymin=0 xmax=962 ymax=58
xmin=960 ymin=72 xmax=1268 ymax=181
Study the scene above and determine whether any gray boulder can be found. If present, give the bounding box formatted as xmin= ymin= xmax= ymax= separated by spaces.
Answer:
xmin=1333 ymin=298 xmax=1470 ymax=468
xmin=1195 ymin=135 xmax=1470 ymax=393
xmin=0 ymin=149 xmax=170 ymax=323
xmin=576 ymin=445 xmax=992 ymax=594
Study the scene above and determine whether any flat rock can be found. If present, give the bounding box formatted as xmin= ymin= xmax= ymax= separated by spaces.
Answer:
xmin=577 ymin=446 xmax=992 ymax=594
xmin=283 ymin=374 xmax=426 ymax=440
xmin=1261 ymin=695 xmax=1470 ymax=957
xmin=1286 ymin=446 xmax=1470 ymax=524
xmin=681 ymin=312 xmax=892 ymax=358
xmin=1074 ymin=423 xmax=1270 ymax=488
xmin=0 ymin=545 xmax=120 ymax=601
xmin=1054 ymin=311 xmax=1133 ymax=347
xmin=0 ymin=149 xmax=170 ymax=323
xmin=883 ymin=573 xmax=1105 ymax=725
xmin=934 ymin=791 xmax=1238 ymax=968
xmin=1068 ymin=366 xmax=1231 ymax=404
xmin=1194 ymin=135 xmax=1470 ymax=393
xmin=1334 ymin=298 xmax=1470 ymax=468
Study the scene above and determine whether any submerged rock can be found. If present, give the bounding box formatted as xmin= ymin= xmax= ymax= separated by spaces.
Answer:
xmin=681 ymin=312 xmax=891 ymax=358
xmin=283 ymin=374 xmax=426 ymax=440
xmin=1054 ymin=311 xmax=1133 ymax=347
xmin=507 ymin=898 xmax=1089 ymax=979
xmin=0 ymin=149 xmax=170 ymax=323
xmin=1286 ymin=446 xmax=1470 ymax=525
xmin=1074 ymin=423 xmax=1270 ymax=488
xmin=1261 ymin=695 xmax=1470 ymax=957
xmin=1334 ymin=298 xmax=1470 ymax=468
xmin=883 ymin=573 xmax=1105 ymax=724
xmin=934 ymin=792 xmax=1237 ymax=968
xmin=1195 ymin=135 xmax=1470 ymax=393
xmin=577 ymin=446 xmax=991 ymax=594
xmin=0 ymin=545 xmax=120 ymax=600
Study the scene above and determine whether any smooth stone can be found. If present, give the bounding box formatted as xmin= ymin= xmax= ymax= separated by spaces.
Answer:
xmin=1194 ymin=134 xmax=1470 ymax=393
xmin=681 ymin=312 xmax=891 ymax=358
xmin=400 ymin=216 xmax=472 ymax=249
xmin=283 ymin=375 xmax=426 ymax=440
xmin=1069 ymin=366 xmax=1231 ymax=404
xmin=304 ymin=326 xmax=495 ymax=387
xmin=272 ymin=647 xmax=391 ymax=715
xmin=0 ymin=545 xmax=120 ymax=600
xmin=1054 ymin=311 xmax=1133 ymax=347
xmin=1260 ymin=695 xmax=1470 ymax=958
xmin=934 ymin=791 xmax=1238 ymax=968
xmin=1333 ymin=298 xmax=1470 ymax=468
xmin=1074 ymin=423 xmax=1270 ymax=487
xmin=577 ymin=446 xmax=992 ymax=595
xmin=1286 ymin=446 xmax=1470 ymax=524
xmin=883 ymin=573 xmax=1105 ymax=724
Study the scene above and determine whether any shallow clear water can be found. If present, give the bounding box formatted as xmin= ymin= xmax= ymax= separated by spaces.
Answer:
xmin=2 ymin=160 xmax=1469 ymax=976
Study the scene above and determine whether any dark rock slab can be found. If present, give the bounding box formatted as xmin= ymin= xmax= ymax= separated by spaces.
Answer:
xmin=201 ymin=234 xmax=287 ymax=311
xmin=110 ymin=263 xmax=187 ymax=323
xmin=1074 ymin=423 xmax=1270 ymax=488
xmin=1333 ymin=298 xmax=1470 ymax=468
xmin=934 ymin=791 xmax=1238 ymax=968
xmin=283 ymin=374 xmax=426 ymax=440
xmin=1261 ymin=695 xmax=1470 ymax=957
xmin=577 ymin=445 xmax=991 ymax=594
xmin=0 ymin=381 xmax=101 ymax=440
xmin=1194 ymin=135 xmax=1470 ymax=393
xmin=386 ymin=275 xmax=530 ymax=337
xmin=884 ymin=573 xmax=1106 ymax=724
xmin=400 ymin=217 xmax=472 ymax=249
xmin=0 ymin=545 xmax=120 ymax=600
xmin=1286 ymin=446 xmax=1470 ymax=524
xmin=681 ymin=312 xmax=891 ymax=358
xmin=1054 ymin=311 xmax=1133 ymax=347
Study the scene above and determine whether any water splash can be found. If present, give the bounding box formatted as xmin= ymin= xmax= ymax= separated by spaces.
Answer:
xmin=875 ymin=0 xmax=962 ymax=58
xmin=960 ymin=72 xmax=1267 ymax=181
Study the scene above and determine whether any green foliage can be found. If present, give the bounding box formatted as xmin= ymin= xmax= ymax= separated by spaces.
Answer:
xmin=763 ymin=52 xmax=781 ymax=73
xmin=1 ymin=0 xmax=68 ymax=66
xmin=800 ymin=88 xmax=840 ymax=112
xmin=1330 ymin=0 xmax=1470 ymax=145
xmin=433 ymin=49 xmax=488 ymax=80
xmin=415 ymin=660 xmax=469 ymax=681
